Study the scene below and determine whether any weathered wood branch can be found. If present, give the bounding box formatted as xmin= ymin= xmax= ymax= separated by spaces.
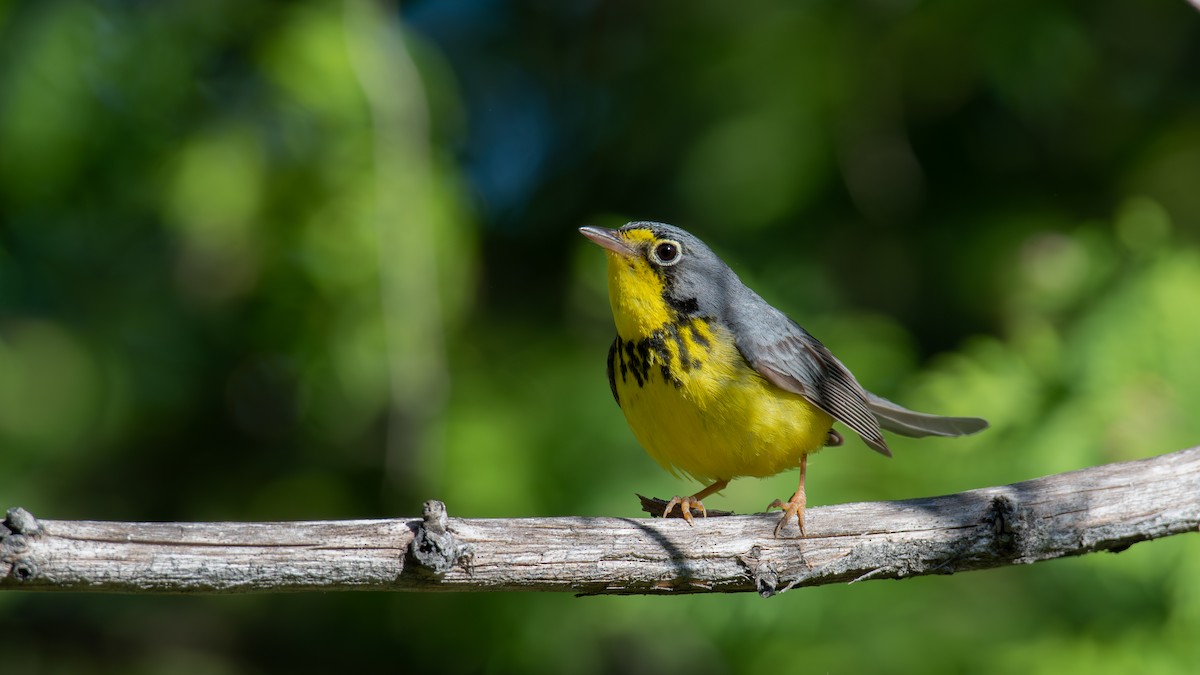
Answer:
xmin=2 ymin=447 xmax=1198 ymax=597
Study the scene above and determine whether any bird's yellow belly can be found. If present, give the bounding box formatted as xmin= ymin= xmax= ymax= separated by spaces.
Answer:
xmin=611 ymin=319 xmax=834 ymax=484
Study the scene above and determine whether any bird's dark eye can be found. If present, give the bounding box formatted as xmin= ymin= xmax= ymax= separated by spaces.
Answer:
xmin=652 ymin=240 xmax=682 ymax=266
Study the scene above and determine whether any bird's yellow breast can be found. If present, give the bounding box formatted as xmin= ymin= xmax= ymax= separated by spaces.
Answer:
xmin=605 ymin=251 xmax=833 ymax=484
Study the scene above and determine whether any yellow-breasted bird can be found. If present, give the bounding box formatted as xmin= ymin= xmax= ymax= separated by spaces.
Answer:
xmin=581 ymin=221 xmax=988 ymax=536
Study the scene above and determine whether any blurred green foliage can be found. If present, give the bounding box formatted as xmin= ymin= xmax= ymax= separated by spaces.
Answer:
xmin=2 ymin=0 xmax=1200 ymax=673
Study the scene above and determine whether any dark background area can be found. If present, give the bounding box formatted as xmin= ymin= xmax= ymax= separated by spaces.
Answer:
xmin=2 ymin=0 xmax=1200 ymax=672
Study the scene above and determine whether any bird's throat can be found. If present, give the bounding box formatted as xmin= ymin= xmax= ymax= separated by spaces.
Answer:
xmin=606 ymin=253 xmax=673 ymax=338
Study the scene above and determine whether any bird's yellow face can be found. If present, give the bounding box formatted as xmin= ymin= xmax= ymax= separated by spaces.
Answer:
xmin=580 ymin=226 xmax=682 ymax=338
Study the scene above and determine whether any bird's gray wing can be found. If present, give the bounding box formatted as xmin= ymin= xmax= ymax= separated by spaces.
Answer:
xmin=865 ymin=392 xmax=989 ymax=438
xmin=732 ymin=313 xmax=892 ymax=457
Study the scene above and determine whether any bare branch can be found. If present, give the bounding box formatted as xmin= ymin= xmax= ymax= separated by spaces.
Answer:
xmin=3 ymin=447 xmax=1198 ymax=597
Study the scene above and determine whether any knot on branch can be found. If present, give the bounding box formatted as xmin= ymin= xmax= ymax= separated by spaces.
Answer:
xmin=408 ymin=500 xmax=473 ymax=575
xmin=4 ymin=507 xmax=42 ymax=537
xmin=738 ymin=545 xmax=787 ymax=598
xmin=986 ymin=494 xmax=1025 ymax=558
xmin=2 ymin=507 xmax=43 ymax=583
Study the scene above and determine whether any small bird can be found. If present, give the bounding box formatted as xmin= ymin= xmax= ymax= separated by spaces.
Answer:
xmin=580 ymin=221 xmax=988 ymax=537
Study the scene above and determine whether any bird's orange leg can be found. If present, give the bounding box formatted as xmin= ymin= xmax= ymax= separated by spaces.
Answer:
xmin=662 ymin=479 xmax=729 ymax=525
xmin=767 ymin=454 xmax=808 ymax=538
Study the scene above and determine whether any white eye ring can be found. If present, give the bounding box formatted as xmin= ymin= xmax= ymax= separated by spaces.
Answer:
xmin=651 ymin=240 xmax=683 ymax=266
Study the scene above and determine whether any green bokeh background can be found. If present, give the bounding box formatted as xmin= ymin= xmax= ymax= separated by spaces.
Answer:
xmin=3 ymin=0 xmax=1200 ymax=672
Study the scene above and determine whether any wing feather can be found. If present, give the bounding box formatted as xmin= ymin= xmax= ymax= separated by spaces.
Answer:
xmin=740 ymin=325 xmax=892 ymax=457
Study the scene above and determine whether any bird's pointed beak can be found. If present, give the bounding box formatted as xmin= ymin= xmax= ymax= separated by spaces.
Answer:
xmin=579 ymin=226 xmax=636 ymax=257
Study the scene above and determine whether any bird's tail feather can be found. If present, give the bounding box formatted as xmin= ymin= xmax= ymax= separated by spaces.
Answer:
xmin=865 ymin=392 xmax=988 ymax=438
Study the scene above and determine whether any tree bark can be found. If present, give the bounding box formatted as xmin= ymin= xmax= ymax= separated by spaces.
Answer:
xmin=2 ymin=447 xmax=1198 ymax=598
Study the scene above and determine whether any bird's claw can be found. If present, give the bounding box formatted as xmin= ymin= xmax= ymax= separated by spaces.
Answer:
xmin=662 ymin=495 xmax=707 ymax=524
xmin=766 ymin=491 xmax=806 ymax=538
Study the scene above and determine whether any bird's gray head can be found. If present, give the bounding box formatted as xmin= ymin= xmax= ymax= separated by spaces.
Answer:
xmin=579 ymin=221 xmax=740 ymax=325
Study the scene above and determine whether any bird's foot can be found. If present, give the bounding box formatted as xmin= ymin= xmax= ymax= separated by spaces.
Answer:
xmin=766 ymin=488 xmax=806 ymax=538
xmin=662 ymin=495 xmax=708 ymax=525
